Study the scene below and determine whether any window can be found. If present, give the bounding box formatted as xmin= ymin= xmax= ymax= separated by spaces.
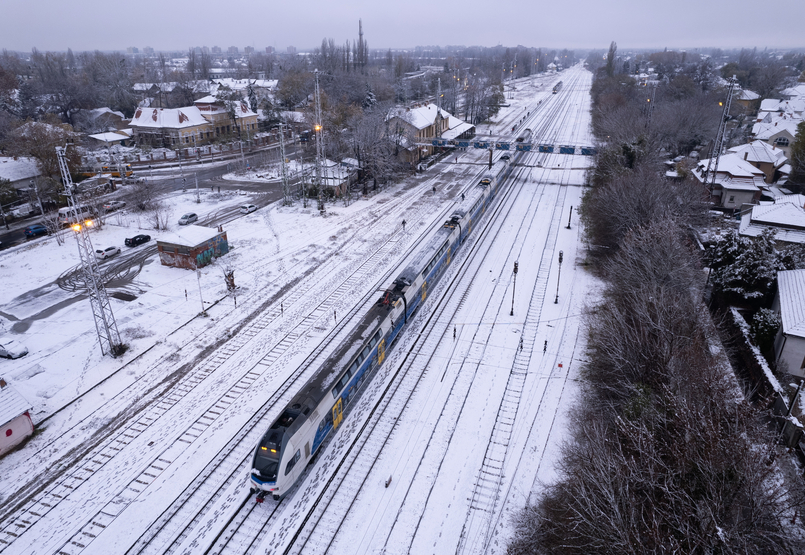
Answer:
xmin=728 ymin=195 xmax=735 ymax=203
xmin=775 ymin=137 xmax=789 ymax=147
xmin=284 ymin=449 xmax=301 ymax=475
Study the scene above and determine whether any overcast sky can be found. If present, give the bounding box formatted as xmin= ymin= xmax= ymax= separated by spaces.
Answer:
xmin=2 ymin=0 xmax=803 ymax=54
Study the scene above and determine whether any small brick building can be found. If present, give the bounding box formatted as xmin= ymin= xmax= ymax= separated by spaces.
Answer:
xmin=156 ymin=225 xmax=229 ymax=270
xmin=0 ymin=378 xmax=34 ymax=456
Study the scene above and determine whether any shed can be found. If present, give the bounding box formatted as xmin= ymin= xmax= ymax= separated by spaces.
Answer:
xmin=0 ymin=378 xmax=34 ymax=456
xmin=773 ymin=269 xmax=805 ymax=378
xmin=156 ymin=225 xmax=229 ymax=270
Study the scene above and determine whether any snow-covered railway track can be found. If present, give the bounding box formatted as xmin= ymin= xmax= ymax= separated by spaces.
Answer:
xmin=0 ymin=164 xmax=481 ymax=555
xmin=268 ymin=140 xmax=556 ymax=555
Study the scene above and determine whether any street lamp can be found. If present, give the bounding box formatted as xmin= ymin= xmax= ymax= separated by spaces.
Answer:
xmin=554 ymin=250 xmax=564 ymax=304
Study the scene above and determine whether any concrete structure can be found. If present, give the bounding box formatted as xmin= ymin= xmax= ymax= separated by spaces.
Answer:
xmin=0 ymin=378 xmax=34 ymax=456
xmin=156 ymin=225 xmax=229 ymax=270
xmin=773 ymin=269 xmax=805 ymax=378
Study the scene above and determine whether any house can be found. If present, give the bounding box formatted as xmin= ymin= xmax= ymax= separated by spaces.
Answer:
xmin=734 ymin=89 xmax=760 ymax=111
xmin=739 ymin=196 xmax=805 ymax=245
xmin=752 ymin=120 xmax=800 ymax=158
xmin=87 ymin=130 xmax=133 ymax=148
xmin=129 ymin=97 xmax=257 ymax=148
xmin=156 ymin=225 xmax=229 ymax=270
xmin=0 ymin=378 xmax=34 ymax=456
xmin=694 ymin=153 xmax=764 ymax=210
xmin=727 ymin=140 xmax=787 ymax=184
xmin=773 ymin=269 xmax=805 ymax=378
xmin=0 ymin=156 xmax=40 ymax=191
xmin=781 ymin=84 xmax=805 ymax=101
xmin=386 ymin=103 xmax=474 ymax=163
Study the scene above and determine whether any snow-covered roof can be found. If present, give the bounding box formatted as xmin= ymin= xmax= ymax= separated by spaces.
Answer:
xmin=752 ymin=120 xmax=800 ymax=141
xmin=739 ymin=202 xmax=805 ymax=244
xmin=387 ymin=103 xmax=451 ymax=131
xmin=0 ymin=380 xmax=32 ymax=427
xmin=88 ymin=107 xmax=125 ymax=120
xmin=697 ymin=153 xmax=765 ymax=180
xmin=212 ymin=78 xmax=277 ymax=91
xmin=777 ymin=269 xmax=805 ymax=338
xmin=88 ymin=131 xmax=130 ymax=143
xmin=0 ymin=157 xmax=39 ymax=182
xmin=442 ymin=117 xmax=474 ymax=140
xmin=131 ymin=106 xmax=210 ymax=129
xmin=194 ymin=98 xmax=257 ymax=119
xmin=782 ymin=84 xmax=805 ymax=100
xmin=728 ymin=140 xmax=787 ymax=166
xmin=156 ymin=225 xmax=225 ymax=247
xmin=736 ymin=89 xmax=759 ymax=101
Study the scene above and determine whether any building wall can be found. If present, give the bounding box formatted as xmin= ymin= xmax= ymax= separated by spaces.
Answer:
xmin=0 ymin=412 xmax=34 ymax=456
xmin=157 ymin=232 xmax=229 ymax=270
xmin=774 ymin=332 xmax=805 ymax=378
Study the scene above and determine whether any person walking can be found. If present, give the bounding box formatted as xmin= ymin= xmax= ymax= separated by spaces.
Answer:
xmin=543 ymin=340 xmax=547 ymax=354
xmin=402 ymin=219 xmax=406 ymax=231
xmin=453 ymin=326 xmax=456 ymax=340
xmin=519 ymin=337 xmax=523 ymax=351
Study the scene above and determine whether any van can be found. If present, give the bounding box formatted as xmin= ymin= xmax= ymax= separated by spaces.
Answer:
xmin=57 ymin=205 xmax=93 ymax=226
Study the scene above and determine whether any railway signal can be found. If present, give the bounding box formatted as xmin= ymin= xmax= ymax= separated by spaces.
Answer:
xmin=554 ymin=251 xmax=564 ymax=304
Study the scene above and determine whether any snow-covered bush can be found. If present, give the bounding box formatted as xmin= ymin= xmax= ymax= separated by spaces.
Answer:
xmin=750 ymin=307 xmax=781 ymax=356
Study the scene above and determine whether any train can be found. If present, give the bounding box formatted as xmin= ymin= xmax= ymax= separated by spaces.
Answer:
xmin=248 ymin=132 xmax=531 ymax=502
xmin=552 ymin=81 xmax=563 ymax=94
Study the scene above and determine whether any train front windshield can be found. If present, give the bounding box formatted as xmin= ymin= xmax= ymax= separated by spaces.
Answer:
xmin=253 ymin=430 xmax=282 ymax=481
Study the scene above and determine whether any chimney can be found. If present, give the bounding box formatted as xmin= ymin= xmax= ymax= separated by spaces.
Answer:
xmin=0 ymin=377 xmax=6 ymax=389
xmin=744 ymin=152 xmax=748 ymax=160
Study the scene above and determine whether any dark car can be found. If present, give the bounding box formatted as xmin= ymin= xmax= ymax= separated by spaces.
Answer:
xmin=125 ymin=234 xmax=151 ymax=247
xmin=24 ymin=224 xmax=48 ymax=238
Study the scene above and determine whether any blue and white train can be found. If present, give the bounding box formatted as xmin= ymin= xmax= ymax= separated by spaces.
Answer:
xmin=248 ymin=134 xmax=530 ymax=501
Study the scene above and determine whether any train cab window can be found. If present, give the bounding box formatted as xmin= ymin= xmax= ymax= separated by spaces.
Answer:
xmin=284 ymin=449 xmax=301 ymax=475
xmin=275 ymin=410 xmax=299 ymax=429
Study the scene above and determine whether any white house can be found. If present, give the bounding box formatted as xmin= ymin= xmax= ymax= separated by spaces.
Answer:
xmin=739 ymin=198 xmax=805 ymax=245
xmin=695 ymin=153 xmax=764 ymax=210
xmin=0 ymin=378 xmax=34 ymax=456
xmin=773 ymin=269 xmax=805 ymax=378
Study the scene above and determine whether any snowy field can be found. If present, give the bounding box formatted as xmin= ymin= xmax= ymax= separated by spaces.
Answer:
xmin=0 ymin=66 xmax=598 ymax=555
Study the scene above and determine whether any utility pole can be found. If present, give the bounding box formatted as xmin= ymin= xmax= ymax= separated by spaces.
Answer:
xmin=554 ymin=250 xmax=564 ymax=304
xmin=56 ymin=146 xmax=123 ymax=357
xmin=313 ymin=69 xmax=326 ymax=213
xmin=510 ymin=261 xmax=518 ymax=316
xmin=279 ymin=122 xmax=292 ymax=206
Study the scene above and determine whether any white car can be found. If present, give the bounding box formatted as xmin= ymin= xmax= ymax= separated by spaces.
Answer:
xmin=103 ymin=200 xmax=126 ymax=212
xmin=95 ymin=246 xmax=121 ymax=260
xmin=0 ymin=338 xmax=28 ymax=359
xmin=240 ymin=204 xmax=257 ymax=214
xmin=178 ymin=213 xmax=198 ymax=225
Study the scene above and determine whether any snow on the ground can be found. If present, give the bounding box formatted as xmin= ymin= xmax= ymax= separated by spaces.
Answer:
xmin=0 ymin=65 xmax=598 ymax=555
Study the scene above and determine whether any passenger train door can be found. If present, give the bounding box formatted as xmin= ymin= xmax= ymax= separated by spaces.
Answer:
xmin=332 ymin=398 xmax=343 ymax=429
xmin=421 ymin=281 xmax=427 ymax=302
xmin=377 ymin=338 xmax=386 ymax=364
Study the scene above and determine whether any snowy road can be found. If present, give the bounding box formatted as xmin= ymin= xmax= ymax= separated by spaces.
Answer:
xmin=0 ymin=66 xmax=596 ymax=555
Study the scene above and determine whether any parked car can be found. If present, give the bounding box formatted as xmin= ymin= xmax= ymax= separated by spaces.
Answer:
xmin=124 ymin=234 xmax=151 ymax=247
xmin=178 ymin=213 xmax=198 ymax=225
xmin=103 ymin=200 xmax=126 ymax=212
xmin=240 ymin=204 xmax=257 ymax=214
xmin=0 ymin=337 xmax=28 ymax=359
xmin=24 ymin=224 xmax=48 ymax=238
xmin=95 ymin=246 xmax=121 ymax=260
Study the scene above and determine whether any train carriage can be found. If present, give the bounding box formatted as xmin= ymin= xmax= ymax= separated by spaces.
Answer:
xmin=249 ymin=133 xmax=526 ymax=502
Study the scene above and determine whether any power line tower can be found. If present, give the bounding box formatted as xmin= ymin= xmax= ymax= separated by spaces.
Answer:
xmin=313 ymin=69 xmax=326 ymax=213
xmin=56 ymin=146 xmax=124 ymax=358
xmin=703 ymin=75 xmax=738 ymax=193
xmin=278 ymin=122 xmax=292 ymax=206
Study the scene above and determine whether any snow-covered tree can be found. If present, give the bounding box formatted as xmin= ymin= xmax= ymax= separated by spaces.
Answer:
xmin=708 ymin=229 xmax=790 ymax=302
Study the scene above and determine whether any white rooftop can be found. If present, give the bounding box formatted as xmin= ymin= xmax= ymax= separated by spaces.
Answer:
xmin=157 ymin=224 xmax=224 ymax=247
xmin=777 ymin=269 xmax=805 ymax=338
xmin=739 ymin=202 xmax=805 ymax=245
xmin=728 ymin=140 xmax=787 ymax=166
xmin=130 ymin=106 xmax=209 ymax=129
xmin=388 ymin=103 xmax=452 ymax=131
xmin=0 ymin=380 xmax=32 ymax=427
xmin=0 ymin=157 xmax=39 ymax=182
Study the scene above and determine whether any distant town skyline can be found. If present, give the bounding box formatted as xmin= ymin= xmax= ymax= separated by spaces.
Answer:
xmin=2 ymin=0 xmax=804 ymax=54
